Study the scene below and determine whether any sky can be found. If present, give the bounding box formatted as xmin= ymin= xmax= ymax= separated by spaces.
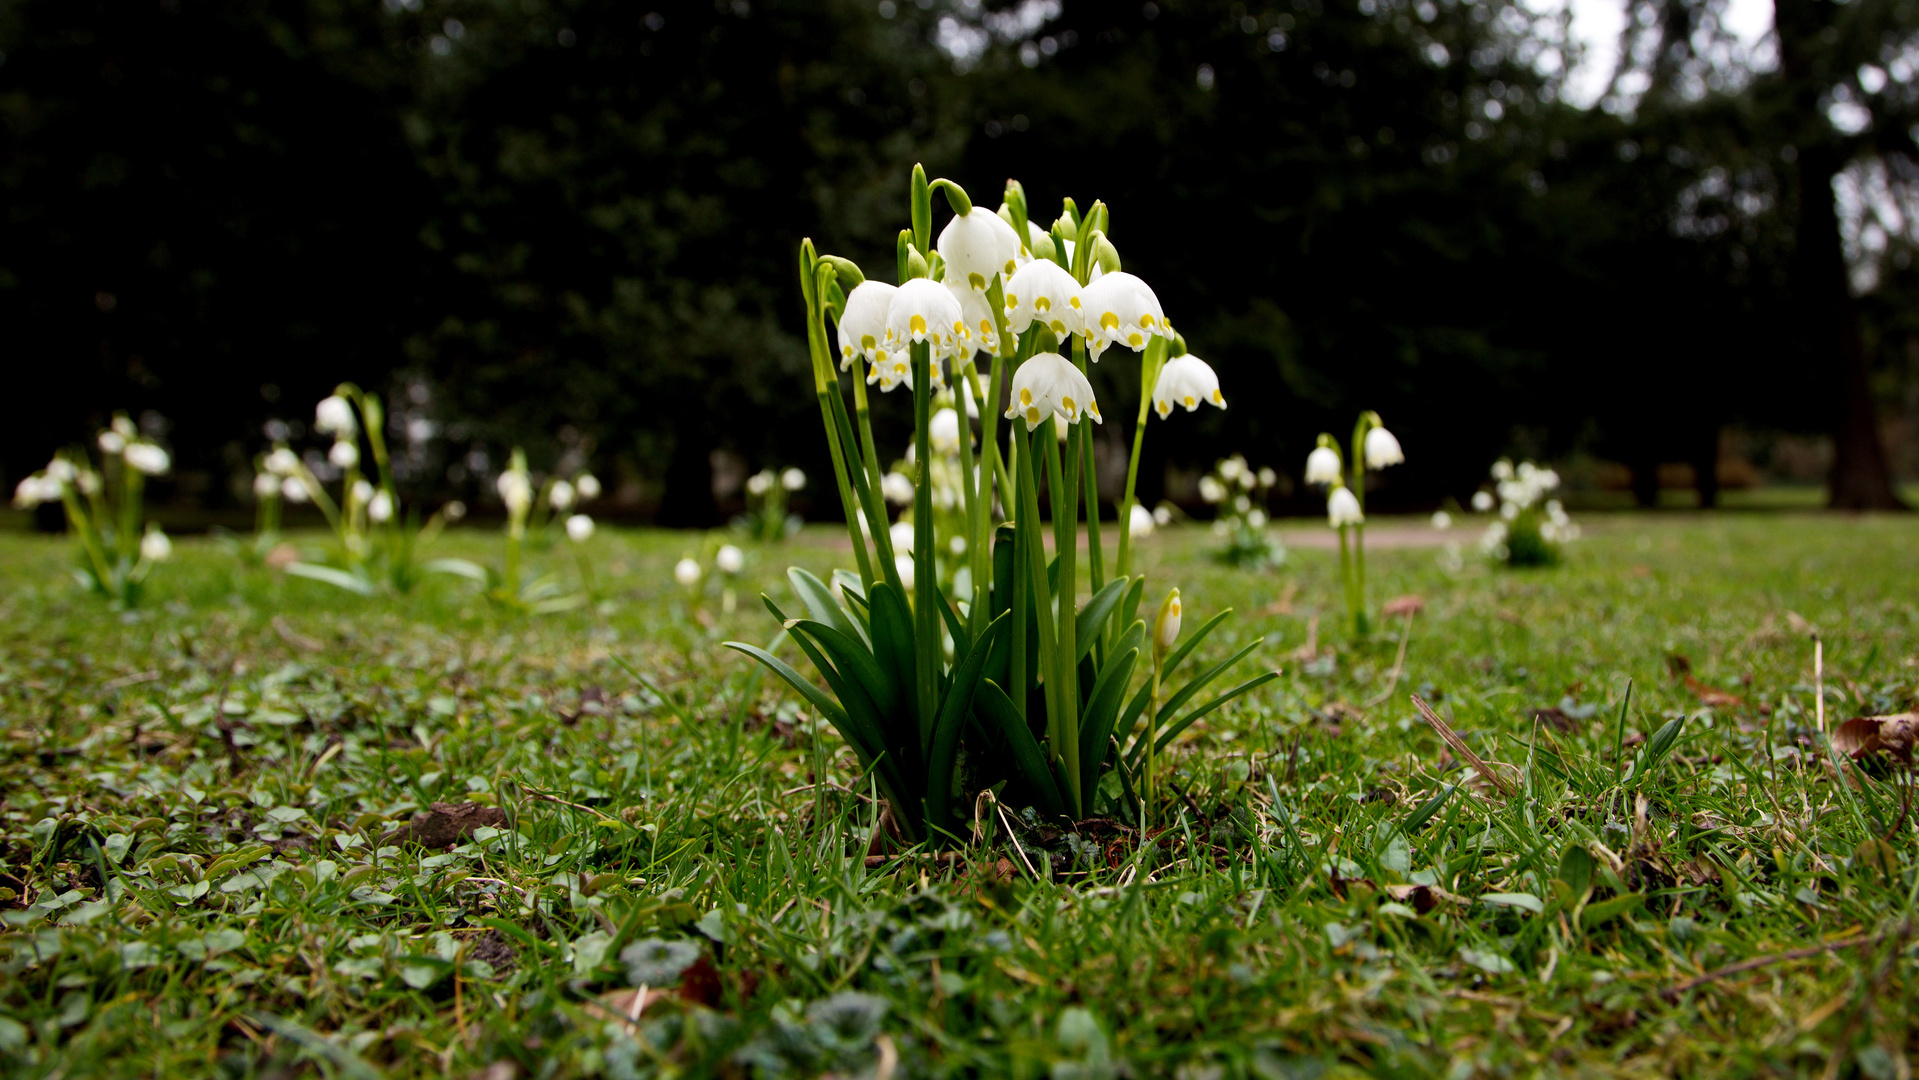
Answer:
xmin=1556 ymin=0 xmax=1776 ymax=106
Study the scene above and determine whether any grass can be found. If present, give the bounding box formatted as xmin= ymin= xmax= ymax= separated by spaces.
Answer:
xmin=1 ymin=512 xmax=1916 ymax=1078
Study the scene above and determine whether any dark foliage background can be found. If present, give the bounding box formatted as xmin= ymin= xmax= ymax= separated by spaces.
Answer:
xmin=2 ymin=0 xmax=1913 ymax=521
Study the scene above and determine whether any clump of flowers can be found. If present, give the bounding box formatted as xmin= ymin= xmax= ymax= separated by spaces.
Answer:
xmin=1304 ymin=412 xmax=1404 ymax=635
xmin=738 ymin=467 xmax=807 ymax=542
xmin=421 ymin=448 xmax=597 ymax=612
xmin=1475 ymin=459 xmax=1578 ymax=566
xmin=12 ymin=413 xmax=172 ymax=606
xmin=1196 ymin=455 xmax=1285 ymax=569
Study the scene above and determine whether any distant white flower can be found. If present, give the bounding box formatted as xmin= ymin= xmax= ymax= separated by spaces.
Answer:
xmin=254 ymin=472 xmax=280 ymax=499
xmin=550 ymin=479 xmax=576 ymax=510
xmin=1219 ymin=457 xmax=1243 ymax=481
xmin=1491 ymin=459 xmax=1514 ymax=481
xmin=889 ymin=520 xmax=915 ymax=553
xmin=1198 ymin=476 xmax=1227 ymax=504
xmin=98 ymin=430 xmax=125 ymax=455
xmin=949 ymin=534 xmax=967 ymax=556
xmin=880 ymin=279 xmax=963 ymax=387
xmin=882 ymin=471 xmax=914 ymax=506
xmin=444 ymin=500 xmax=466 ymax=521
xmin=837 ymin=280 xmax=898 ymax=371
xmin=1001 ymin=259 xmax=1083 ymax=338
xmin=1129 ymin=502 xmax=1155 ymax=538
xmin=1246 ymin=508 xmax=1268 ymax=529
xmin=76 ymin=471 xmax=100 ymax=497
xmin=315 ymin=395 xmax=356 ymax=437
xmin=1077 ymin=272 xmax=1171 ymax=361
xmin=1257 ymin=467 xmax=1277 ymax=487
xmin=1234 ymin=494 xmax=1251 ymax=514
xmin=1364 ymin=426 xmax=1404 ymax=469
xmin=368 ymin=490 xmax=394 ymax=523
xmin=351 ymin=479 xmax=374 ymax=506
xmin=12 ymin=474 xmax=59 ymax=507
xmin=574 ymin=473 xmax=602 ymax=501
xmin=282 ymin=477 xmax=310 ymax=503
xmin=497 ymin=470 xmax=532 ymax=515
xmin=1004 ymin=352 xmax=1100 ymax=430
xmin=140 ymin=527 xmax=171 ymax=562
xmin=1327 ymin=486 xmax=1364 ymax=527
xmin=1305 ymin=446 xmax=1342 ymax=486
xmin=937 ymin=206 xmax=1021 ymax=294
xmin=1501 ymin=501 xmax=1519 ymax=521
xmin=780 ymin=468 xmax=806 ymax=492
xmin=716 ymin=544 xmax=744 ymax=574
xmin=1152 ymin=354 xmax=1225 ymax=417
xmin=746 ymin=470 xmax=773 ymax=497
xmin=894 ymin=553 xmax=916 ymax=589
xmin=1472 ymin=490 xmax=1495 ymax=512
xmin=124 ymin=443 xmax=170 ymax=476
xmin=111 ymin=414 xmax=138 ymax=439
xmin=46 ymin=458 xmax=76 ymax=483
xmin=566 ymin=513 xmax=595 ymax=542
xmin=1431 ymin=510 xmax=1453 ymax=530
xmin=930 ymin=407 xmax=962 ymax=455
xmin=265 ymin=448 xmax=300 ymax=476
xmin=329 ymin=440 xmax=359 ymax=470
xmin=1153 ymin=506 xmax=1172 ymax=526
xmin=674 ymin=557 xmax=702 ymax=586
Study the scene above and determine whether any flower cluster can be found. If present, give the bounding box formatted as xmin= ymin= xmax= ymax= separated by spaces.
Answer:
xmin=1474 ymin=459 xmax=1578 ymax=565
xmin=738 ymin=466 xmax=807 ymax=542
xmin=1198 ymin=455 xmax=1285 ymax=569
xmin=12 ymin=413 xmax=172 ymax=605
xmin=1305 ymin=413 xmax=1403 ymax=634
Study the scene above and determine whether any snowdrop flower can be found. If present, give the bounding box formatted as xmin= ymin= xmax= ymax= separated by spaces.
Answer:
xmin=894 ymin=553 xmax=916 ymax=589
xmin=930 ymin=407 xmax=962 ymax=455
xmin=880 ymin=278 xmax=963 ymax=387
xmin=1153 ymin=588 xmax=1182 ymax=657
xmin=746 ymin=470 xmax=773 ymax=497
xmin=1198 ymin=476 xmax=1227 ymax=504
xmin=1471 ymin=490 xmax=1495 ymax=512
xmin=673 ymin=557 xmax=701 ymax=587
xmin=98 ymin=430 xmax=125 ymax=455
xmin=139 ymin=527 xmax=171 ymax=562
xmin=1152 ymin=354 xmax=1226 ymax=418
xmin=329 ymin=440 xmax=359 ymax=470
xmin=125 ymin=443 xmax=170 ymax=475
xmin=1129 ymin=502 xmax=1156 ymax=538
xmin=836 ymin=280 xmax=897 ymax=370
xmin=315 ymin=395 xmax=356 ymax=437
xmin=1327 ymin=486 xmax=1364 ymax=527
xmin=497 ymin=470 xmax=532 ymax=515
xmin=550 ymin=479 xmax=576 ymax=510
xmin=1431 ymin=510 xmax=1454 ymax=530
xmin=282 ymin=477 xmax=310 ymax=503
xmin=937 ymin=206 xmax=1021 ymax=293
xmin=566 ymin=513 xmax=595 ymax=542
xmin=351 ymin=478 xmax=374 ymax=506
xmin=1077 ymin=272 xmax=1171 ymax=361
xmin=575 ymin=473 xmax=602 ymax=501
xmin=1001 ymin=259 xmax=1083 ymax=338
xmin=780 ymin=468 xmax=806 ymax=492
xmin=1305 ymin=446 xmax=1342 ymax=487
xmin=881 ymin=471 xmax=914 ymax=506
xmin=265 ymin=447 xmax=300 ymax=476
xmin=1004 ymin=351 xmax=1100 ymax=430
xmin=945 ymin=281 xmax=1000 ymax=361
xmin=254 ymin=472 xmax=280 ymax=499
xmin=443 ymin=500 xmax=466 ymax=521
xmin=1364 ymin=425 xmax=1404 ymax=469
xmin=716 ymin=544 xmax=744 ymax=574
xmin=368 ymin=491 xmax=393 ymax=523
xmin=889 ymin=520 xmax=915 ymax=553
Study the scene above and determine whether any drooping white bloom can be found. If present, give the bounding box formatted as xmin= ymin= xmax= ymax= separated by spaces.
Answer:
xmin=1129 ymin=503 xmax=1155 ymax=538
xmin=1305 ymin=446 xmax=1342 ymax=487
xmin=881 ymin=471 xmax=914 ymax=505
xmin=1471 ymin=490 xmax=1495 ymax=512
xmin=1431 ymin=510 xmax=1454 ymax=530
xmin=497 ymin=470 xmax=532 ymax=515
xmin=98 ymin=430 xmax=125 ymax=455
xmin=945 ymin=281 xmax=1000 ymax=361
xmin=1152 ymin=354 xmax=1225 ymax=417
xmin=929 ymin=407 xmax=962 ymax=455
xmin=780 ymin=467 xmax=806 ymax=491
xmin=880 ymin=278 xmax=963 ymax=389
xmin=315 ymin=395 xmax=356 ymax=436
xmin=836 ymin=280 xmax=897 ymax=371
xmin=1198 ymin=476 xmax=1227 ymax=504
xmin=566 ymin=513 xmax=595 ymax=542
xmin=889 ymin=520 xmax=915 ymax=553
xmin=125 ymin=443 xmax=170 ymax=475
xmin=367 ymin=490 xmax=394 ymax=523
xmin=444 ymin=500 xmax=466 ymax=521
xmin=1247 ymin=508 xmax=1268 ymax=529
xmin=1257 ymin=467 xmax=1277 ymax=488
xmin=673 ymin=557 xmax=702 ymax=586
xmin=1364 ymin=425 xmax=1405 ymax=469
xmin=13 ymin=474 xmax=59 ymax=507
xmin=550 ymin=479 xmax=576 ymax=510
xmin=282 ymin=477 xmax=310 ymax=503
xmin=351 ymin=479 xmax=374 ymax=506
xmin=1077 ymin=272 xmax=1171 ymax=361
xmin=254 ymin=472 xmax=280 ymax=499
xmin=937 ymin=207 xmax=1021 ymax=294
xmin=1219 ymin=457 xmax=1243 ymax=481
xmin=76 ymin=470 xmax=101 ymax=496
xmin=46 ymin=458 xmax=76 ymax=483
xmin=1327 ymin=486 xmax=1364 ymax=527
xmin=1153 ymin=506 xmax=1172 ymax=526
xmin=1001 ymin=259 xmax=1083 ymax=338
xmin=746 ymin=470 xmax=773 ymax=496
xmin=1154 ymin=588 xmax=1182 ymax=655
xmin=716 ymin=544 xmax=744 ymax=574
xmin=140 ymin=527 xmax=172 ymax=562
xmin=575 ymin=473 xmax=602 ymax=501
xmin=1491 ymin=459 xmax=1514 ymax=481
xmin=894 ymin=553 xmax=916 ymax=589
xmin=328 ymin=440 xmax=359 ymax=470
xmin=949 ymin=534 xmax=967 ymax=556
xmin=265 ymin=447 xmax=300 ymax=476
xmin=1004 ymin=352 xmax=1100 ymax=430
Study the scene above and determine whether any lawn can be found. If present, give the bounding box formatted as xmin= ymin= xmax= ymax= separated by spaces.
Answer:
xmin=2 ymin=512 xmax=1915 ymax=1078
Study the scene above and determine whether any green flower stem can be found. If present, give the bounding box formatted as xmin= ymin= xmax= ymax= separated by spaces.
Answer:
xmin=1348 ymin=412 xmax=1378 ymax=637
xmin=816 ymin=385 xmax=874 ymax=587
xmin=1337 ymin=521 xmax=1356 ymax=633
xmin=1012 ymin=422 xmax=1061 ymax=749
xmin=1145 ymin=653 xmax=1162 ymax=818
xmin=955 ymin=360 xmax=982 ymax=611
xmin=58 ymin=486 xmax=114 ymax=593
xmin=800 ymin=244 xmax=875 ymax=586
xmin=912 ymin=341 xmax=939 ymax=747
xmin=118 ymin=467 xmax=144 ymax=566
xmin=961 ymin=360 xmax=997 ymax=634
xmin=1071 ymin=336 xmax=1103 ymax=591
xmin=1042 ymin=416 xmax=1082 ymax=817
xmin=1114 ymin=393 xmax=1150 ymax=581
xmin=1008 ymin=429 xmax=1028 ymax=717
xmin=851 ymin=368 xmax=903 ymax=592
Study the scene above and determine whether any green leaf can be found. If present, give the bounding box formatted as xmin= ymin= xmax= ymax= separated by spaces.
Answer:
xmin=1398 ymin=784 xmax=1455 ymax=836
xmin=1133 ymin=669 xmax=1280 ymax=766
xmin=1458 ymin=947 xmax=1515 ymax=975
xmin=285 ymin=562 xmax=375 ymax=595
xmin=1581 ymin=892 xmax=1644 ymax=929
xmin=936 ymin=588 xmax=973 ymax=670
xmin=1480 ymin=892 xmax=1543 ymax=914
xmin=788 ymin=567 xmax=864 ymax=646
xmin=421 ymin=557 xmax=489 ymax=583
xmin=924 ymin=613 xmax=1008 ymax=837
xmin=722 ymin=642 xmax=874 ymax=764
xmin=1074 ymin=577 xmax=1129 ymax=662
xmin=1557 ymin=845 xmax=1594 ymax=897
xmin=785 ymin=617 xmax=901 ymax=727
xmin=1076 ymin=621 xmax=1145 ymax=797
xmin=1631 ymin=716 xmax=1688 ymax=788
xmin=975 ymin=679 xmax=1066 ymax=818
xmin=866 ymin=583 xmax=918 ymax=733
xmin=1158 ymin=638 xmax=1265 ymax=725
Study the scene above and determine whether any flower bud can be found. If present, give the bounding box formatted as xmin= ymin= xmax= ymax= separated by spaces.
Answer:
xmin=1153 ymin=588 xmax=1182 ymax=658
xmin=140 ymin=527 xmax=172 ymax=562
xmin=550 ymin=479 xmax=576 ymax=510
xmin=566 ymin=513 xmax=595 ymax=543
xmin=1363 ymin=425 xmax=1404 ymax=469
xmin=1129 ymin=503 xmax=1155 ymax=538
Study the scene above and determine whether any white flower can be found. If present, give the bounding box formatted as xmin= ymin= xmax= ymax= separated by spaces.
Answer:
xmin=716 ymin=544 xmax=744 ymax=574
xmin=1472 ymin=490 xmax=1495 ymax=512
xmin=444 ymin=500 xmax=466 ymax=521
xmin=1305 ymin=446 xmax=1342 ymax=487
xmin=1327 ymin=486 xmax=1364 ymax=527
xmin=1004 ymin=351 xmax=1100 ymax=430
xmin=575 ymin=473 xmax=602 ymax=501
xmin=930 ymin=407 xmax=962 ymax=455
xmin=1001 ymin=259 xmax=1083 ymax=338
xmin=282 ymin=476 xmax=310 ymax=503
xmin=315 ymin=395 xmax=356 ymax=436
xmin=12 ymin=475 xmax=58 ymax=507
xmin=1153 ymin=506 xmax=1172 ymax=526
xmin=894 ymin=553 xmax=915 ymax=589
xmin=1501 ymin=500 xmax=1519 ymax=521
xmin=1198 ymin=476 xmax=1227 ymax=503
xmin=368 ymin=490 xmax=394 ymax=523
xmin=566 ymin=513 xmax=595 ymax=542
xmin=836 ymin=280 xmax=897 ymax=371
xmin=1491 ymin=459 xmax=1514 ymax=481
xmin=1247 ymin=508 xmax=1268 ymax=529
xmin=1151 ymin=354 xmax=1225 ymax=417
xmin=674 ymin=557 xmax=702 ymax=586
xmin=76 ymin=471 xmax=100 ymax=496
xmin=937 ymin=207 xmax=1021 ymax=293
xmin=889 ymin=520 xmax=915 ymax=552
xmin=550 ymin=479 xmax=576 ymax=510
xmin=112 ymin=415 xmax=137 ymax=440
xmin=1257 ymin=467 xmax=1277 ymax=487
xmin=880 ymin=278 xmax=963 ymax=388
xmin=254 ymin=472 xmax=280 ymax=499
xmin=139 ymin=527 xmax=171 ymax=562
xmin=1154 ymin=589 xmax=1182 ymax=655
xmin=497 ymin=470 xmax=532 ymax=515
xmin=1129 ymin=502 xmax=1155 ymax=538
xmin=1219 ymin=457 xmax=1243 ymax=481
xmin=124 ymin=443 xmax=170 ymax=475
xmin=1234 ymin=494 xmax=1251 ymax=513
xmin=46 ymin=458 xmax=76 ymax=483
xmin=1431 ymin=510 xmax=1453 ymax=530
xmin=265 ymin=447 xmax=300 ymax=476
xmin=98 ymin=430 xmax=125 ymax=455
xmin=949 ymin=534 xmax=967 ymax=556
xmin=329 ymin=440 xmax=359 ymax=470
xmin=780 ymin=468 xmax=806 ymax=492
xmin=746 ymin=470 xmax=773 ymax=496
xmin=1364 ymin=426 xmax=1404 ymax=469
xmin=945 ymin=281 xmax=1000 ymax=361
xmin=351 ymin=478 xmax=374 ymax=506
xmin=1077 ymin=272 xmax=1171 ymax=361
xmin=881 ymin=471 xmax=914 ymax=506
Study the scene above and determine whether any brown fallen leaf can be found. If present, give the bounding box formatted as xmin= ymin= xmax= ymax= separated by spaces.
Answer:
xmin=1382 ymin=594 xmax=1425 ymax=617
xmin=1833 ymin=713 xmax=1919 ymax=763
xmin=1411 ymin=694 xmax=1516 ymax=798
xmin=382 ymin=802 xmax=507 ymax=850
xmin=1253 ymin=583 xmax=1299 ymax=618
xmin=587 ymin=987 xmax=678 ymax=1029
xmin=272 ymin=615 xmax=324 ymax=653
xmin=1666 ymin=654 xmax=1745 ymax=708
xmin=676 ymin=955 xmax=724 ymax=1008
xmin=264 ymin=542 xmax=300 ymax=569
xmin=1530 ymin=707 xmax=1580 ymax=734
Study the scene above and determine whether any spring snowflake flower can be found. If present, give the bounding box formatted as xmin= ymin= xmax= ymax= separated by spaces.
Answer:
xmin=1001 ymin=259 xmax=1083 ymax=338
xmin=746 ymin=470 xmax=773 ymax=496
xmin=673 ymin=557 xmax=701 ymax=587
xmin=881 ymin=471 xmax=914 ymax=506
xmin=879 ymin=279 xmax=963 ymax=389
xmin=368 ymin=490 xmax=394 ymax=523
xmin=140 ymin=527 xmax=172 ymax=562
xmin=1364 ymin=425 xmax=1404 ymax=468
xmin=13 ymin=474 xmax=59 ymax=507
xmin=253 ymin=472 xmax=279 ymax=499
xmin=937 ymin=206 xmax=1021 ymax=294
xmin=930 ymin=407 xmax=962 ymax=455
xmin=716 ymin=544 xmax=745 ymax=574
xmin=565 ymin=514 xmax=595 ymax=542
xmin=1151 ymin=354 xmax=1225 ymax=417
xmin=1472 ymin=490 xmax=1495 ymax=511
xmin=1327 ymin=486 xmax=1364 ymax=527
xmin=1305 ymin=446 xmax=1342 ymax=487
xmin=575 ymin=473 xmax=601 ymax=501
xmin=1154 ymin=588 xmax=1182 ymax=655
xmin=550 ymin=479 xmax=576 ymax=510
xmin=329 ymin=440 xmax=359 ymax=470
xmin=1431 ymin=510 xmax=1453 ymax=530
xmin=98 ymin=430 xmax=125 ymax=455
xmin=780 ymin=468 xmax=806 ymax=491
xmin=124 ymin=443 xmax=171 ymax=475
xmin=444 ymin=500 xmax=467 ymax=521
xmin=1077 ymin=272 xmax=1171 ymax=361
xmin=497 ymin=470 xmax=532 ymax=516
xmin=265 ymin=448 xmax=300 ymax=476
xmin=945 ymin=281 xmax=1001 ymax=361
xmin=351 ymin=479 xmax=374 ymax=506
xmin=894 ymin=553 xmax=916 ymax=589
xmin=1198 ymin=476 xmax=1227 ymax=504
xmin=1129 ymin=503 xmax=1155 ymax=538
xmin=315 ymin=395 xmax=356 ymax=437
xmin=888 ymin=520 xmax=915 ymax=553
xmin=1004 ymin=352 xmax=1100 ymax=430
xmin=282 ymin=477 xmax=310 ymax=503
xmin=836 ymin=280 xmax=897 ymax=371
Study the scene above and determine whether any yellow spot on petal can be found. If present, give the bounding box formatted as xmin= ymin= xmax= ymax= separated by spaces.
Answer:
xmin=1004 ymin=259 xmax=1017 ymax=275
xmin=1034 ymin=296 xmax=1051 ymax=313
xmin=968 ymin=272 xmax=987 ymax=291
xmin=1127 ymin=332 xmax=1144 ymax=346
xmin=1006 ymin=292 xmax=1020 ymax=309
xmin=1026 ymin=406 xmax=1041 ymax=424
xmin=1210 ymin=390 xmax=1224 ymax=404
xmin=1100 ymin=312 xmax=1120 ymax=331
xmin=1138 ymin=314 xmax=1154 ymax=327
xmin=1156 ymin=398 xmax=1171 ymax=418
xmin=1049 ymin=319 xmax=1066 ymax=335
xmin=1069 ymin=296 xmax=1081 ymax=309
xmin=1061 ymin=395 xmax=1076 ymax=417
xmin=910 ymin=314 xmax=927 ymax=337
xmin=861 ymin=334 xmax=877 ymax=352
xmin=1182 ymin=394 xmax=1196 ymax=408
xmin=1019 ymin=388 xmax=1032 ymax=406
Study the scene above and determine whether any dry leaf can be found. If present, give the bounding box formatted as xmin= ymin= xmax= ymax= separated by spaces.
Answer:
xmin=1382 ymin=594 xmax=1425 ymax=617
xmin=381 ymin=802 xmax=507 ymax=850
xmin=1530 ymin=707 xmax=1580 ymax=734
xmin=1833 ymin=713 xmax=1919 ymax=763
xmin=264 ymin=542 xmax=300 ymax=569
